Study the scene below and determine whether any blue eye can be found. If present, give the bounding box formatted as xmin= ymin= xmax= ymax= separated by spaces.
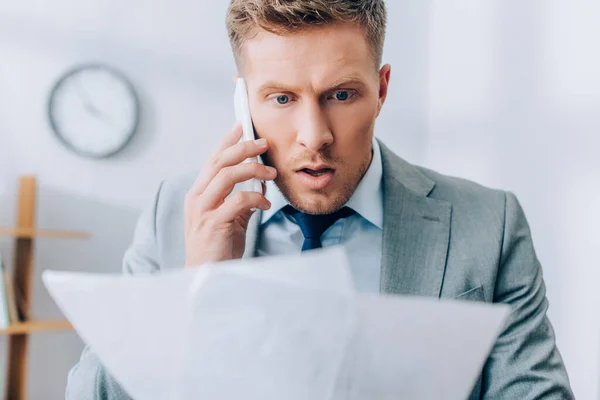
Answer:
xmin=276 ymin=95 xmax=290 ymax=105
xmin=334 ymin=91 xmax=350 ymax=101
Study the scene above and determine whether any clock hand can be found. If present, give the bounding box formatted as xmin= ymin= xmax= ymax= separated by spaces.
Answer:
xmin=76 ymin=79 xmax=106 ymax=119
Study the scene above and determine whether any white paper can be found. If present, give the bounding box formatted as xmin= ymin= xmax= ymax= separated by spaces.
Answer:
xmin=331 ymin=295 xmax=508 ymax=400
xmin=43 ymin=247 xmax=509 ymax=400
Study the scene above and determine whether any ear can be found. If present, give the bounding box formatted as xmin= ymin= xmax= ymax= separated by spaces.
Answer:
xmin=376 ymin=64 xmax=392 ymax=118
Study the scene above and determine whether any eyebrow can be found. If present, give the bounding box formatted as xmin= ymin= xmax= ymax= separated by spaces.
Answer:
xmin=257 ymin=76 xmax=367 ymax=94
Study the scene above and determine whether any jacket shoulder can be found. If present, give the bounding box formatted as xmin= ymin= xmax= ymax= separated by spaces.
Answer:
xmin=415 ymin=166 xmax=508 ymax=252
xmin=154 ymin=171 xmax=198 ymax=216
xmin=151 ymin=171 xmax=198 ymax=269
xmin=417 ymin=166 xmax=506 ymax=209
xmin=160 ymin=171 xmax=198 ymax=199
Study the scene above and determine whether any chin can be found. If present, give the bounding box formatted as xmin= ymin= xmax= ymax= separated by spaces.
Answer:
xmin=282 ymin=186 xmax=352 ymax=215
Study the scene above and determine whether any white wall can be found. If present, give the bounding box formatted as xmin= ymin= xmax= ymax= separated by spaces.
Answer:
xmin=0 ymin=0 xmax=598 ymax=398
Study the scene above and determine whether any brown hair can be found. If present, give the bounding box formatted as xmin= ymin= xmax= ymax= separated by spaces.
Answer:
xmin=226 ymin=0 xmax=387 ymax=69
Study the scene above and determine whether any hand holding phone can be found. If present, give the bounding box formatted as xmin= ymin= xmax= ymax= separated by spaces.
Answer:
xmin=182 ymin=78 xmax=276 ymax=267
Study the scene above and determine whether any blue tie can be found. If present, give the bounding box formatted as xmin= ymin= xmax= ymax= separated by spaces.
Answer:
xmin=283 ymin=205 xmax=356 ymax=251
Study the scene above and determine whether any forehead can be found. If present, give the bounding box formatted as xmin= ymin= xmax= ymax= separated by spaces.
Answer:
xmin=241 ymin=23 xmax=375 ymax=89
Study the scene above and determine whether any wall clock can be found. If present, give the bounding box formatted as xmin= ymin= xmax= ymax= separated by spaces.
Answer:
xmin=47 ymin=63 xmax=140 ymax=158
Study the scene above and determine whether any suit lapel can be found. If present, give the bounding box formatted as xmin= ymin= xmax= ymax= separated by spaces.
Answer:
xmin=379 ymin=141 xmax=451 ymax=297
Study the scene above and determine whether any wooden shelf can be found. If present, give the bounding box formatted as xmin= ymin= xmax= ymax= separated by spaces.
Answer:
xmin=0 ymin=320 xmax=73 ymax=335
xmin=0 ymin=227 xmax=90 ymax=239
xmin=2 ymin=176 xmax=90 ymax=400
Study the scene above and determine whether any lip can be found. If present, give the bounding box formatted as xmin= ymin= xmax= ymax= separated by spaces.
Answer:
xmin=295 ymin=163 xmax=333 ymax=172
xmin=295 ymin=167 xmax=336 ymax=190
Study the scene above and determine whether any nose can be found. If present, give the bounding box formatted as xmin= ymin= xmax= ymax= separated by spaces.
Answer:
xmin=295 ymin=101 xmax=334 ymax=152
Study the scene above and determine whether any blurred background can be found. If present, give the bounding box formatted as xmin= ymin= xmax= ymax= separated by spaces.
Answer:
xmin=0 ymin=0 xmax=599 ymax=398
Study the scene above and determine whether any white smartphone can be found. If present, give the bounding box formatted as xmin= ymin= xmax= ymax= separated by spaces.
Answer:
xmin=234 ymin=77 xmax=263 ymax=194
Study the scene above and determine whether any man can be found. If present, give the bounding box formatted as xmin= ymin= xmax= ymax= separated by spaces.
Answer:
xmin=67 ymin=0 xmax=574 ymax=399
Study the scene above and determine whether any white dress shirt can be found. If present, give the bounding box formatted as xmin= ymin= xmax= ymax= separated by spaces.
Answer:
xmin=256 ymin=139 xmax=384 ymax=293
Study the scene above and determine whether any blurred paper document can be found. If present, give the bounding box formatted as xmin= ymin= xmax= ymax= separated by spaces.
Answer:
xmin=43 ymin=247 xmax=509 ymax=400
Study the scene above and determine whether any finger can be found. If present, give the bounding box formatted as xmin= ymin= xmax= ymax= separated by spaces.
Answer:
xmin=201 ymin=163 xmax=277 ymax=209
xmin=216 ymin=138 xmax=269 ymax=171
xmin=189 ymin=124 xmax=244 ymax=195
xmin=215 ymin=123 xmax=243 ymax=154
xmin=235 ymin=208 xmax=255 ymax=230
xmin=218 ymin=191 xmax=271 ymax=223
xmin=191 ymin=137 xmax=269 ymax=196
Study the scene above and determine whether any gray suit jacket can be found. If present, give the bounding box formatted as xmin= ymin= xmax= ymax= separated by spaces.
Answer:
xmin=66 ymin=141 xmax=573 ymax=400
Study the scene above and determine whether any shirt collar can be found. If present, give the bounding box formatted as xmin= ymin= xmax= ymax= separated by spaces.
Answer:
xmin=261 ymin=138 xmax=384 ymax=229
xmin=345 ymin=138 xmax=383 ymax=229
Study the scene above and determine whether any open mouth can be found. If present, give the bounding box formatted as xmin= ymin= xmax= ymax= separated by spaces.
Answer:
xmin=296 ymin=167 xmax=336 ymax=190
xmin=301 ymin=168 xmax=333 ymax=177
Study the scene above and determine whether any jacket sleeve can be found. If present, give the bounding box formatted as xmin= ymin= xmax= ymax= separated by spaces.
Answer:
xmin=65 ymin=182 xmax=164 ymax=400
xmin=480 ymin=192 xmax=574 ymax=399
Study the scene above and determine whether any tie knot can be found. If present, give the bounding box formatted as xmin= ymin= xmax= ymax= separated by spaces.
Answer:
xmin=283 ymin=205 xmax=355 ymax=251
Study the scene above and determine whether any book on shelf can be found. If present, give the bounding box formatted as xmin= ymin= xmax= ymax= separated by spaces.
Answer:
xmin=0 ymin=252 xmax=23 ymax=328
xmin=0 ymin=252 xmax=9 ymax=328
xmin=5 ymin=269 xmax=20 ymax=323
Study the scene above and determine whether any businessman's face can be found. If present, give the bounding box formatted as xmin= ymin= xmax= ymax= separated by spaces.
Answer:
xmin=242 ymin=23 xmax=391 ymax=214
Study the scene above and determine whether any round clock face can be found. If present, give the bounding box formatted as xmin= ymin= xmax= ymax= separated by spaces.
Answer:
xmin=48 ymin=64 xmax=140 ymax=158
